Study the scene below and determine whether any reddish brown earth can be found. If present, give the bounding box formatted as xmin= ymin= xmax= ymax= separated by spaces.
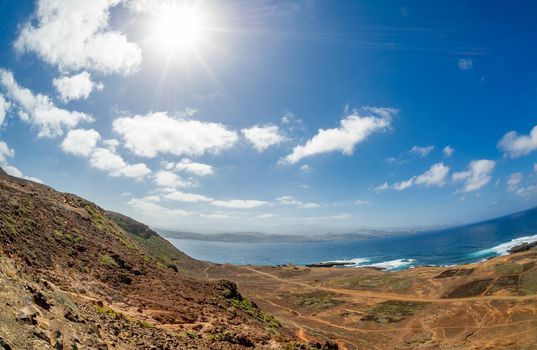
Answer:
xmin=0 ymin=169 xmax=327 ymax=349
xmin=205 ymin=254 xmax=537 ymax=349
xmin=2 ymin=167 xmax=537 ymax=349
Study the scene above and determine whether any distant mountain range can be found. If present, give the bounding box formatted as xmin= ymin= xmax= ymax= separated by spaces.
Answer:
xmin=156 ymin=227 xmax=443 ymax=243
xmin=157 ymin=206 xmax=537 ymax=244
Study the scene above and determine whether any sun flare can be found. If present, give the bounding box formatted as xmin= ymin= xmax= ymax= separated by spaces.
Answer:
xmin=152 ymin=5 xmax=208 ymax=51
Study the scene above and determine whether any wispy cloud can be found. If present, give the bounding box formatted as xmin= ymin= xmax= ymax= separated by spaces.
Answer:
xmin=452 ymin=160 xmax=496 ymax=193
xmin=457 ymin=58 xmax=473 ymax=71
xmin=409 ymin=145 xmax=434 ymax=157
xmin=377 ymin=162 xmax=450 ymax=192
xmin=443 ymin=145 xmax=454 ymax=157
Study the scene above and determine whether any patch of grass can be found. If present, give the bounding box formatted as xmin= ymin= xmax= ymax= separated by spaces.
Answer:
xmin=54 ymin=292 xmax=77 ymax=311
xmin=98 ymin=254 xmax=118 ymax=267
xmin=94 ymin=304 xmax=132 ymax=322
xmin=495 ymin=262 xmax=523 ymax=276
xmin=294 ymin=291 xmax=344 ymax=311
xmin=335 ymin=274 xmax=411 ymax=291
xmin=177 ymin=331 xmax=201 ymax=340
xmin=77 ymin=261 xmax=88 ymax=273
xmin=230 ymin=297 xmax=281 ymax=330
xmin=361 ymin=300 xmax=427 ymax=323
xmin=444 ymin=279 xmax=493 ymax=298
xmin=520 ymin=270 xmax=537 ymax=294
xmin=138 ymin=320 xmax=155 ymax=329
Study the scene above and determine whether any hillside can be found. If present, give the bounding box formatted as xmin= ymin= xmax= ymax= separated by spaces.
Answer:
xmin=3 ymin=166 xmax=537 ymax=349
xmin=0 ymin=168 xmax=324 ymax=349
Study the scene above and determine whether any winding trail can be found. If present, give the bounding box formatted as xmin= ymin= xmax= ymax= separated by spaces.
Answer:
xmin=241 ymin=266 xmax=537 ymax=303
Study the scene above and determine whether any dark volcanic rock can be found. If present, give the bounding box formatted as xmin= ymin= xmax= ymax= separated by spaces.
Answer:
xmin=509 ymin=241 xmax=537 ymax=254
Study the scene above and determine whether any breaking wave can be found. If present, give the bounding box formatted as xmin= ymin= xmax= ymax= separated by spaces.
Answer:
xmin=472 ymin=234 xmax=537 ymax=257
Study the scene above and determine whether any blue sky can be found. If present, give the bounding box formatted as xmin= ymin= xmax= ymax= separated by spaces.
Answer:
xmin=1 ymin=0 xmax=537 ymax=234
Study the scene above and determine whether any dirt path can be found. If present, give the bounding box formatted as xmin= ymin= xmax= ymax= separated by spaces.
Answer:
xmin=241 ymin=266 xmax=537 ymax=303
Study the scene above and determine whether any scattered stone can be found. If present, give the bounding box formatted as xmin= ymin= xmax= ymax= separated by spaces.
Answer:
xmin=64 ymin=310 xmax=81 ymax=322
xmin=33 ymin=291 xmax=52 ymax=310
xmin=33 ymin=329 xmax=51 ymax=343
xmin=17 ymin=306 xmax=39 ymax=325
xmin=0 ymin=337 xmax=13 ymax=350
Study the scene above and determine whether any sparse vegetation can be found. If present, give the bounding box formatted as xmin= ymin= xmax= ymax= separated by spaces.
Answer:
xmin=294 ymin=291 xmax=344 ymax=310
xmin=98 ymin=254 xmax=118 ymax=267
xmin=361 ymin=300 xmax=427 ymax=323
xmin=495 ymin=262 xmax=523 ymax=276
xmin=334 ymin=274 xmax=411 ymax=291
xmin=520 ymin=270 xmax=537 ymax=294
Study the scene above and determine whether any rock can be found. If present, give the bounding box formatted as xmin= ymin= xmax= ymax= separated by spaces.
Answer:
xmin=17 ymin=306 xmax=39 ymax=325
xmin=509 ymin=241 xmax=537 ymax=254
xmin=53 ymin=330 xmax=63 ymax=350
xmin=33 ymin=291 xmax=52 ymax=310
xmin=0 ymin=337 xmax=13 ymax=350
xmin=64 ymin=310 xmax=81 ymax=322
xmin=321 ymin=341 xmax=338 ymax=350
xmin=33 ymin=329 xmax=51 ymax=343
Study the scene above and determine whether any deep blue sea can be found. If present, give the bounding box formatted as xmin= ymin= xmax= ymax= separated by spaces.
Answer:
xmin=167 ymin=208 xmax=537 ymax=270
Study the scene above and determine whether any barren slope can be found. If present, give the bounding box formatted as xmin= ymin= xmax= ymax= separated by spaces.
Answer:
xmin=0 ymin=169 xmax=324 ymax=349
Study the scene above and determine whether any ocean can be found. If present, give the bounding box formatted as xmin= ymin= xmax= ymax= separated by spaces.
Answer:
xmin=167 ymin=207 xmax=537 ymax=270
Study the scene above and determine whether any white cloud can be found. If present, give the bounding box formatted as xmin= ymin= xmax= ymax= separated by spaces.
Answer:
xmin=211 ymin=199 xmax=268 ymax=209
xmin=103 ymin=139 xmax=119 ymax=152
xmin=457 ymin=58 xmax=473 ymax=71
xmin=413 ymin=163 xmax=450 ymax=187
xmin=0 ymin=94 xmax=10 ymax=126
xmin=162 ymin=190 xmax=212 ymax=203
xmin=128 ymin=197 xmax=192 ymax=218
xmin=498 ymin=126 xmax=537 ymax=158
xmin=3 ymin=164 xmax=44 ymax=184
xmin=15 ymin=0 xmax=142 ymax=75
xmin=153 ymin=170 xmax=189 ymax=188
xmin=0 ymin=141 xmax=15 ymax=163
xmin=3 ymin=165 xmax=22 ymax=177
xmin=276 ymin=195 xmax=320 ymax=208
xmin=393 ymin=178 xmax=415 ymax=191
xmin=175 ymin=158 xmax=214 ymax=176
xmin=452 ymin=160 xmax=496 ymax=193
xmin=0 ymin=69 xmax=93 ymax=137
xmin=354 ymin=200 xmax=370 ymax=205
xmin=300 ymin=164 xmax=311 ymax=173
xmin=507 ymin=172 xmax=523 ymax=192
xmin=282 ymin=108 xmax=394 ymax=164
xmin=383 ymin=163 xmax=450 ymax=191
xmin=515 ymin=184 xmax=537 ymax=198
xmin=374 ymin=182 xmax=389 ymax=193
xmin=241 ymin=124 xmax=286 ymax=152
xmin=0 ymin=142 xmax=43 ymax=183
xmin=113 ymin=112 xmax=238 ymax=157
xmin=61 ymin=128 xmax=101 ymax=156
xmin=90 ymin=147 xmax=151 ymax=179
xmin=443 ymin=145 xmax=454 ymax=157
xmin=409 ymin=145 xmax=434 ymax=157
xmin=53 ymin=72 xmax=103 ymax=102
xmin=257 ymin=213 xmax=276 ymax=218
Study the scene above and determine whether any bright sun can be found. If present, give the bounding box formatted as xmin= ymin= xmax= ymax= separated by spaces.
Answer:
xmin=152 ymin=5 xmax=208 ymax=51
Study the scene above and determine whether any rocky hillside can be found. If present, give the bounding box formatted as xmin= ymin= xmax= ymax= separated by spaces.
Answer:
xmin=0 ymin=168 xmax=314 ymax=349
